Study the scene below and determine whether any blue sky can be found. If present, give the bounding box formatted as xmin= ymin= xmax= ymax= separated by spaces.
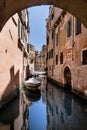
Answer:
xmin=28 ymin=5 xmax=49 ymax=51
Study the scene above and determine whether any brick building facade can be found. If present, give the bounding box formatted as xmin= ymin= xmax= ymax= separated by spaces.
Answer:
xmin=46 ymin=5 xmax=87 ymax=96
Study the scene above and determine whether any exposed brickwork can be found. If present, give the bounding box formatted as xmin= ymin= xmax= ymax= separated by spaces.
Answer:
xmin=46 ymin=6 xmax=87 ymax=97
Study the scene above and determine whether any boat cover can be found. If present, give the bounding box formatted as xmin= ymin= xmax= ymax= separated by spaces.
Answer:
xmin=25 ymin=77 xmax=40 ymax=85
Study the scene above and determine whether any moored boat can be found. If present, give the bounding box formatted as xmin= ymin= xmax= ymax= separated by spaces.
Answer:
xmin=24 ymin=77 xmax=41 ymax=91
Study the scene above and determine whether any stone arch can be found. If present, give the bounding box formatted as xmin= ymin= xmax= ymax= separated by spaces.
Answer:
xmin=64 ymin=66 xmax=72 ymax=91
xmin=0 ymin=0 xmax=87 ymax=31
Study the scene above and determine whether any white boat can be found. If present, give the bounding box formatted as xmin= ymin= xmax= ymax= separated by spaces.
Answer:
xmin=34 ymin=71 xmax=46 ymax=75
xmin=24 ymin=77 xmax=41 ymax=91
xmin=38 ymin=71 xmax=46 ymax=75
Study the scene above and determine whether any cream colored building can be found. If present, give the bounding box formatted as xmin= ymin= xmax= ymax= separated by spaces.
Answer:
xmin=34 ymin=44 xmax=47 ymax=72
xmin=46 ymin=6 xmax=62 ymax=78
xmin=46 ymin=5 xmax=87 ymax=97
xmin=0 ymin=9 xmax=30 ymax=107
xmin=28 ymin=43 xmax=35 ymax=74
xmin=34 ymin=51 xmax=41 ymax=71
xmin=40 ymin=44 xmax=47 ymax=71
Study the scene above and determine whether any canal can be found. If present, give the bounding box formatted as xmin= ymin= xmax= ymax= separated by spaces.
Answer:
xmin=0 ymin=76 xmax=87 ymax=130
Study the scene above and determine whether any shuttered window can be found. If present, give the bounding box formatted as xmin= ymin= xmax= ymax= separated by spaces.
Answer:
xmin=60 ymin=52 xmax=63 ymax=64
xmin=82 ymin=50 xmax=87 ymax=65
xmin=56 ymin=33 xmax=58 ymax=46
xmin=75 ymin=19 xmax=81 ymax=35
xmin=67 ymin=19 xmax=72 ymax=37
xmin=56 ymin=55 xmax=58 ymax=65
xmin=47 ymin=36 xmax=49 ymax=45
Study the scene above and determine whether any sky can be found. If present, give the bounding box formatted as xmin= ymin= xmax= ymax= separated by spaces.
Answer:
xmin=28 ymin=5 xmax=49 ymax=51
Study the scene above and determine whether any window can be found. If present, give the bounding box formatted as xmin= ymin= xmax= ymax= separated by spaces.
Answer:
xmin=50 ymin=11 xmax=54 ymax=20
xmin=56 ymin=55 xmax=58 ymax=65
xmin=47 ymin=36 xmax=49 ymax=45
xmin=52 ymin=31 xmax=54 ymax=39
xmin=48 ymin=49 xmax=53 ymax=59
xmin=12 ymin=17 xmax=17 ymax=27
xmin=48 ymin=51 xmax=50 ymax=59
xmin=75 ymin=19 xmax=81 ymax=35
xmin=9 ymin=30 xmax=13 ymax=40
xmin=52 ymin=12 xmax=54 ymax=19
xmin=82 ymin=50 xmax=87 ymax=65
xmin=67 ymin=19 xmax=72 ymax=37
xmin=51 ymin=49 xmax=53 ymax=58
xmin=18 ymin=19 xmax=20 ymax=37
xmin=56 ymin=33 xmax=58 ymax=46
xmin=30 ymin=59 xmax=33 ymax=64
xmin=21 ymin=26 xmax=23 ymax=40
xmin=60 ymin=52 xmax=63 ymax=64
xmin=27 ymin=44 xmax=29 ymax=53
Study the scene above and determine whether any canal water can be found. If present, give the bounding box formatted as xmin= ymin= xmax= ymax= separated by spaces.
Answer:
xmin=0 ymin=76 xmax=87 ymax=130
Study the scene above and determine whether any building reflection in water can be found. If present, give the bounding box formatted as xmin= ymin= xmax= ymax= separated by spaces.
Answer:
xmin=0 ymin=77 xmax=87 ymax=130
xmin=46 ymin=82 xmax=87 ymax=130
xmin=0 ymin=96 xmax=19 ymax=130
xmin=64 ymin=93 xmax=72 ymax=116
xmin=38 ymin=75 xmax=47 ymax=103
xmin=24 ymin=87 xmax=41 ymax=102
xmin=28 ymin=76 xmax=47 ymax=130
xmin=0 ymin=91 xmax=30 ymax=130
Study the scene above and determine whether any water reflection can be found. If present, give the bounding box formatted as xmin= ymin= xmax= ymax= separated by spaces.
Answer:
xmin=0 ymin=76 xmax=87 ymax=130
xmin=64 ymin=93 xmax=72 ymax=116
xmin=46 ymin=82 xmax=87 ymax=130
xmin=0 ymin=92 xmax=30 ymax=130
xmin=24 ymin=87 xmax=41 ymax=102
xmin=28 ymin=76 xmax=47 ymax=130
xmin=29 ymin=98 xmax=47 ymax=130
xmin=0 ymin=96 xmax=19 ymax=130
xmin=0 ymin=96 xmax=19 ymax=124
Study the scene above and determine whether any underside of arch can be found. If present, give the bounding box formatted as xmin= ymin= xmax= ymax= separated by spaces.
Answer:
xmin=0 ymin=0 xmax=87 ymax=31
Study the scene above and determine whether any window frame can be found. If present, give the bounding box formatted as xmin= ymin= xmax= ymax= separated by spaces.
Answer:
xmin=56 ymin=55 xmax=58 ymax=65
xmin=60 ymin=52 xmax=63 ymax=64
xmin=67 ymin=19 xmax=72 ymax=37
xmin=82 ymin=49 xmax=87 ymax=65
xmin=75 ymin=19 xmax=81 ymax=35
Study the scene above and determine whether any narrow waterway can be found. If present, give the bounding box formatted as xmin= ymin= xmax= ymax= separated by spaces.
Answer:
xmin=0 ymin=76 xmax=87 ymax=130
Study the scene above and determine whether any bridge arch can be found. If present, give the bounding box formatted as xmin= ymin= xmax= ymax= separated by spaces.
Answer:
xmin=0 ymin=0 xmax=87 ymax=31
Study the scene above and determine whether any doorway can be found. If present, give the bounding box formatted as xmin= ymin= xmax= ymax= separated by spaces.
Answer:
xmin=64 ymin=66 xmax=72 ymax=91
